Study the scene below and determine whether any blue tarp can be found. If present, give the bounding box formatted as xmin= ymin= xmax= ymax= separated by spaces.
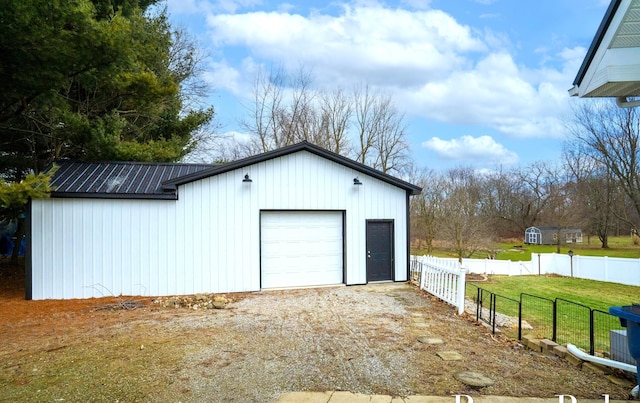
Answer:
xmin=0 ymin=235 xmax=25 ymax=257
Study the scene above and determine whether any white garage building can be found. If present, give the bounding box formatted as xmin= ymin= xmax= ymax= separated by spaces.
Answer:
xmin=27 ymin=142 xmax=421 ymax=300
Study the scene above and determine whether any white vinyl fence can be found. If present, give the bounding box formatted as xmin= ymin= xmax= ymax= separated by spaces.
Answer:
xmin=425 ymin=253 xmax=640 ymax=287
xmin=410 ymin=255 xmax=466 ymax=314
xmin=532 ymin=254 xmax=640 ymax=286
xmin=461 ymin=258 xmax=535 ymax=276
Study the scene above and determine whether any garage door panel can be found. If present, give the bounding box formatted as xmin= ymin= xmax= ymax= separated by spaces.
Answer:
xmin=261 ymin=211 xmax=343 ymax=288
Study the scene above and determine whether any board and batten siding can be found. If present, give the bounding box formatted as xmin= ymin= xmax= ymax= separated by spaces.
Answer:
xmin=30 ymin=198 xmax=179 ymax=299
xmin=30 ymin=150 xmax=409 ymax=299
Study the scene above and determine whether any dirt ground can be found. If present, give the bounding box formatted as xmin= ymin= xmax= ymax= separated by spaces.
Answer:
xmin=0 ymin=262 xmax=635 ymax=402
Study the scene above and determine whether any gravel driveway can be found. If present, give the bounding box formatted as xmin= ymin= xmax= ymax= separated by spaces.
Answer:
xmin=0 ymin=280 xmax=632 ymax=401
xmin=181 ymin=283 xmax=415 ymax=400
xmin=164 ymin=283 xmax=630 ymax=401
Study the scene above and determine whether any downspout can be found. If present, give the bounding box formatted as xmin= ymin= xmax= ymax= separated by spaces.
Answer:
xmin=568 ymin=343 xmax=639 ymax=398
xmin=25 ymin=199 xmax=32 ymax=300
xmin=567 ymin=343 xmax=637 ymax=373
xmin=616 ymin=96 xmax=640 ymax=108
xmin=406 ymin=191 xmax=411 ymax=282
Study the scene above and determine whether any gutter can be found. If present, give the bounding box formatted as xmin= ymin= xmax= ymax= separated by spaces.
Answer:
xmin=616 ymin=96 xmax=640 ymax=108
xmin=568 ymin=86 xmax=579 ymax=97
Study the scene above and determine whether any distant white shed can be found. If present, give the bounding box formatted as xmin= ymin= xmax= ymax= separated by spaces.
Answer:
xmin=525 ymin=226 xmax=583 ymax=245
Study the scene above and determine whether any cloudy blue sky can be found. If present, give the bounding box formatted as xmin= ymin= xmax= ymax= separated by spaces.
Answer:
xmin=164 ymin=0 xmax=610 ymax=171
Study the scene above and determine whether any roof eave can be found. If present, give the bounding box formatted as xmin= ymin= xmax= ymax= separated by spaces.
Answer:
xmin=50 ymin=192 xmax=178 ymax=200
xmin=572 ymin=0 xmax=623 ymax=89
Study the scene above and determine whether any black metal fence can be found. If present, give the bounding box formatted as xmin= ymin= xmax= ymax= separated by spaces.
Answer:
xmin=519 ymin=293 xmax=554 ymax=341
xmin=471 ymin=285 xmax=520 ymax=336
xmin=467 ymin=283 xmax=625 ymax=358
xmin=555 ymin=298 xmax=592 ymax=351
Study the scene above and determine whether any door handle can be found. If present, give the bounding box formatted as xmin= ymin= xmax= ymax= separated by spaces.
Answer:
xmin=367 ymin=250 xmax=371 ymax=258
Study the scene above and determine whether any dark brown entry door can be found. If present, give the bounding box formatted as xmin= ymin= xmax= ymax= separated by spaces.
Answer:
xmin=366 ymin=220 xmax=393 ymax=282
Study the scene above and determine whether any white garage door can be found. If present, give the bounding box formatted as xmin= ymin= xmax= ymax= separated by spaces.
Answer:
xmin=261 ymin=211 xmax=343 ymax=288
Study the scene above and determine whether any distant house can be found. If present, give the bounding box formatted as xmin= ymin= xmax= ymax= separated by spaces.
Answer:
xmin=525 ymin=226 xmax=583 ymax=245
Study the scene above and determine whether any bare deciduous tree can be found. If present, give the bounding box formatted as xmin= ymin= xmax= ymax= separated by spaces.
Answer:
xmin=562 ymin=143 xmax=621 ymax=248
xmin=479 ymin=167 xmax=528 ymax=237
xmin=242 ymin=66 xmax=286 ymax=152
xmin=539 ymin=163 xmax=580 ymax=253
xmin=318 ymin=89 xmax=353 ymax=155
xmin=352 ymin=84 xmax=409 ymax=174
xmin=373 ymin=100 xmax=409 ymax=174
xmin=353 ymin=84 xmax=379 ymax=166
xmin=438 ymin=167 xmax=493 ymax=261
xmin=169 ymin=28 xmax=209 ymax=109
xmin=242 ymin=67 xmax=354 ymax=154
xmin=410 ymin=167 xmax=444 ymax=254
xmin=570 ymin=100 xmax=640 ymax=230
xmin=240 ymin=70 xmax=410 ymax=174
xmin=517 ymin=162 xmax=556 ymax=230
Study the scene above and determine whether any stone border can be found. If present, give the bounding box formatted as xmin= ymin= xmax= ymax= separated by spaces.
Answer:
xmin=520 ymin=335 xmax=636 ymax=389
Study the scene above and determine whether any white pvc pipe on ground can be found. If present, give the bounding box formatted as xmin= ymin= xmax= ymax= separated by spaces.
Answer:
xmin=566 ymin=343 xmax=637 ymax=373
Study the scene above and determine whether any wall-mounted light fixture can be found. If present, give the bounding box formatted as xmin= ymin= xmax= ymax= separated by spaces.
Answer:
xmin=242 ymin=174 xmax=252 ymax=183
xmin=353 ymin=177 xmax=362 ymax=186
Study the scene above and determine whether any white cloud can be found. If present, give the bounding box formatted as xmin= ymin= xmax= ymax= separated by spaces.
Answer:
xmin=202 ymin=60 xmax=244 ymax=94
xmin=403 ymin=49 xmax=579 ymax=138
xmin=195 ymin=2 xmax=582 ymax=140
xmin=205 ymin=5 xmax=486 ymax=88
xmin=422 ymin=135 xmax=519 ymax=165
xmin=221 ymin=130 xmax=252 ymax=143
xmin=558 ymin=46 xmax=588 ymax=70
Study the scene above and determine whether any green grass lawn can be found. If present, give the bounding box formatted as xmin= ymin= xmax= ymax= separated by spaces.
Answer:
xmin=465 ymin=275 xmax=640 ymax=354
xmin=413 ymin=236 xmax=640 ymax=353
xmin=467 ymin=275 xmax=640 ymax=309
xmin=412 ymin=235 xmax=640 ymax=260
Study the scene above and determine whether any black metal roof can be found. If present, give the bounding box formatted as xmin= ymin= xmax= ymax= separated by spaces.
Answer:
xmin=573 ymin=0 xmax=622 ymax=87
xmin=50 ymin=161 xmax=215 ymax=199
xmin=162 ymin=141 xmax=423 ymax=195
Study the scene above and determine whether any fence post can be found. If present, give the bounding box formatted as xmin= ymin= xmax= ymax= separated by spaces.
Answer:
xmin=457 ymin=267 xmax=466 ymax=315
xmin=552 ymin=299 xmax=557 ymax=342
xmin=476 ymin=287 xmax=481 ymax=321
xmin=518 ymin=294 xmax=523 ymax=340
xmin=589 ymin=309 xmax=595 ymax=356
xmin=491 ymin=293 xmax=497 ymax=334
